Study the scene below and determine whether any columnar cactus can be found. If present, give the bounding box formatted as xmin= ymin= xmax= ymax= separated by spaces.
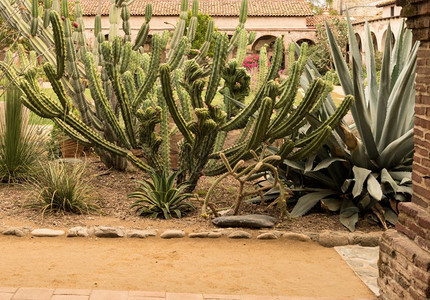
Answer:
xmin=0 ymin=0 xmax=353 ymax=193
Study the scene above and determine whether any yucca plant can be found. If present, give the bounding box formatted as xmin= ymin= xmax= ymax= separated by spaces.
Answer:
xmin=284 ymin=16 xmax=418 ymax=231
xmin=129 ymin=171 xmax=195 ymax=219
xmin=28 ymin=160 xmax=97 ymax=214
xmin=0 ymin=84 xmax=47 ymax=182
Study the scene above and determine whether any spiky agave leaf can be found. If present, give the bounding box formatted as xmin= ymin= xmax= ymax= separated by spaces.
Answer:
xmin=128 ymin=170 xmax=195 ymax=219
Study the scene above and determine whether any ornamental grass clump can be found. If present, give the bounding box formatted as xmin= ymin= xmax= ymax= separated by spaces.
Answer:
xmin=28 ymin=160 xmax=96 ymax=215
xmin=0 ymin=84 xmax=47 ymax=182
xmin=129 ymin=171 xmax=195 ymax=219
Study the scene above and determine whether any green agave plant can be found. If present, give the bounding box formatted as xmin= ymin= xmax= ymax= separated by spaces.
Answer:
xmin=284 ymin=16 xmax=418 ymax=231
xmin=129 ymin=171 xmax=196 ymax=219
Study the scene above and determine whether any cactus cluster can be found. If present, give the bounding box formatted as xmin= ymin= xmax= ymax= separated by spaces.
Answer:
xmin=0 ymin=0 xmax=353 ymax=193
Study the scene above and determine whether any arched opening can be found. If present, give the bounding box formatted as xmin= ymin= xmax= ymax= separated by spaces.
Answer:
xmin=296 ymin=38 xmax=315 ymax=47
xmin=251 ymin=35 xmax=277 ymax=52
xmin=251 ymin=35 xmax=285 ymax=70
xmin=371 ymin=32 xmax=378 ymax=51
xmin=355 ymin=33 xmax=362 ymax=52
xmin=381 ymin=29 xmax=396 ymax=50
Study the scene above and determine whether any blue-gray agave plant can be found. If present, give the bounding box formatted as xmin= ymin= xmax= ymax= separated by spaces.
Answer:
xmin=284 ymin=16 xmax=418 ymax=231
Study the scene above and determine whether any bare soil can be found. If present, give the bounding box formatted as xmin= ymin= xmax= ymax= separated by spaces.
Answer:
xmin=0 ymin=156 xmax=380 ymax=298
xmin=0 ymin=236 xmax=374 ymax=298
xmin=0 ymin=156 xmax=384 ymax=233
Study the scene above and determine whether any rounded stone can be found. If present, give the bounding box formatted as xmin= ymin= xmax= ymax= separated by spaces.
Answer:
xmin=2 ymin=227 xmax=26 ymax=237
xmin=188 ymin=232 xmax=209 ymax=238
xmin=318 ymin=231 xmax=349 ymax=247
xmin=94 ymin=226 xmax=124 ymax=238
xmin=126 ymin=229 xmax=157 ymax=238
xmin=228 ymin=230 xmax=252 ymax=239
xmin=31 ymin=228 xmax=65 ymax=237
xmin=67 ymin=226 xmax=89 ymax=237
xmin=160 ymin=229 xmax=185 ymax=239
xmin=212 ymin=214 xmax=278 ymax=229
xmin=257 ymin=232 xmax=278 ymax=240
xmin=207 ymin=232 xmax=222 ymax=238
xmin=282 ymin=232 xmax=311 ymax=242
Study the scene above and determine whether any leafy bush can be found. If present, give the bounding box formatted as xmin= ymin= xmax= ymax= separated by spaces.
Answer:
xmin=129 ymin=171 xmax=195 ymax=219
xmin=0 ymin=84 xmax=47 ymax=182
xmin=27 ymin=160 xmax=96 ymax=214
xmin=308 ymin=18 xmax=348 ymax=75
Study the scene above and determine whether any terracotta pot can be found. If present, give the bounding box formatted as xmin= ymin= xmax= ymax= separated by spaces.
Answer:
xmin=60 ymin=139 xmax=85 ymax=158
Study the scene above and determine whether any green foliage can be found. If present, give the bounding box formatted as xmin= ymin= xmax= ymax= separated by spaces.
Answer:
xmin=186 ymin=10 xmax=216 ymax=57
xmin=27 ymin=160 xmax=97 ymax=214
xmin=0 ymin=84 xmax=47 ymax=182
xmin=129 ymin=171 xmax=195 ymax=219
xmin=307 ymin=18 xmax=348 ymax=74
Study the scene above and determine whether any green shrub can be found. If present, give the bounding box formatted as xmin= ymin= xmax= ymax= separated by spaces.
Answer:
xmin=0 ymin=84 xmax=47 ymax=182
xmin=27 ymin=160 xmax=96 ymax=214
xmin=129 ymin=171 xmax=195 ymax=219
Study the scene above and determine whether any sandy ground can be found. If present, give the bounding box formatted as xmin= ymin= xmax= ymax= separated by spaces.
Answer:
xmin=0 ymin=236 xmax=374 ymax=298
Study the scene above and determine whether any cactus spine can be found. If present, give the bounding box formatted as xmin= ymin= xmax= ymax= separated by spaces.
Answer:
xmin=31 ymin=0 xmax=38 ymax=36
xmin=43 ymin=0 xmax=51 ymax=28
xmin=236 ymin=29 xmax=247 ymax=66
xmin=121 ymin=3 xmax=131 ymax=42
xmin=133 ymin=4 xmax=152 ymax=50
xmin=258 ymin=45 xmax=268 ymax=88
xmin=157 ymin=86 xmax=171 ymax=171
xmin=50 ymin=11 xmax=65 ymax=79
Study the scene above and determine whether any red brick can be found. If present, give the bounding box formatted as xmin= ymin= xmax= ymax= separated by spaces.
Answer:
xmin=380 ymin=241 xmax=396 ymax=256
xmin=413 ymin=162 xmax=429 ymax=176
xmin=415 ymin=138 xmax=430 ymax=149
xmin=416 ymin=235 xmax=430 ymax=252
xmin=412 ymin=193 xmax=429 ymax=209
xmin=417 ymin=212 xmax=430 ymax=229
xmin=415 ymin=145 xmax=429 ymax=157
xmin=412 ymin=265 xmax=430 ymax=284
xmin=415 ymin=251 xmax=430 ymax=272
xmin=413 ymin=155 xmax=422 ymax=165
xmin=414 ymin=127 xmax=424 ymax=137
xmin=405 ymin=218 xmax=427 ymax=238
xmin=392 ymin=238 xmax=417 ymax=262
xmin=413 ymin=184 xmax=430 ymax=200
xmin=396 ymin=222 xmax=417 ymax=240
xmin=379 ymin=251 xmax=394 ymax=265
xmin=399 ymin=202 xmax=422 ymax=218
xmin=409 ymin=288 xmax=426 ymax=300
xmin=421 ymin=158 xmax=430 ymax=168
xmin=415 ymin=116 xmax=430 ymax=128
xmin=412 ymin=172 xmax=422 ymax=184
xmin=417 ymin=94 xmax=430 ymax=104
xmin=412 ymin=278 xmax=430 ymax=297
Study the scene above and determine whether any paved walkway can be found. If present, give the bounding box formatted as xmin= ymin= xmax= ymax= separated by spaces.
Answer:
xmin=0 ymin=287 xmax=377 ymax=300
xmin=334 ymin=246 xmax=379 ymax=296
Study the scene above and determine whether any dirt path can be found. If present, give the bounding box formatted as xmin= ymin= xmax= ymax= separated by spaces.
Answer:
xmin=0 ymin=236 xmax=374 ymax=298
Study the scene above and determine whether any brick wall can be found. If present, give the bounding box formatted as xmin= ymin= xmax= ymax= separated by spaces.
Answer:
xmin=378 ymin=1 xmax=430 ymax=299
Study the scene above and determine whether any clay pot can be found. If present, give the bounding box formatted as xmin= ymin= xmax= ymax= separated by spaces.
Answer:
xmin=60 ymin=139 xmax=85 ymax=158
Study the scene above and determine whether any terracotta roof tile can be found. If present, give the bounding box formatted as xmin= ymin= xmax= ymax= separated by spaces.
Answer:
xmin=76 ymin=0 xmax=313 ymax=17
xmin=306 ymin=15 xmax=367 ymax=27
xmin=376 ymin=0 xmax=396 ymax=8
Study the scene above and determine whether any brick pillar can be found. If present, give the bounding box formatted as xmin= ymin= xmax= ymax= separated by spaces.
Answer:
xmin=378 ymin=1 xmax=430 ymax=299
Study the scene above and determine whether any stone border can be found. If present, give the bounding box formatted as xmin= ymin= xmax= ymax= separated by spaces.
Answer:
xmin=1 ymin=225 xmax=382 ymax=247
